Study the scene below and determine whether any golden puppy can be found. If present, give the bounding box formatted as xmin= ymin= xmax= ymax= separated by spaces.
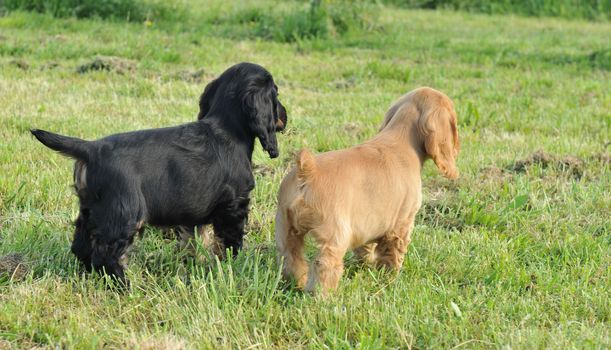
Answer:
xmin=275 ymin=87 xmax=460 ymax=294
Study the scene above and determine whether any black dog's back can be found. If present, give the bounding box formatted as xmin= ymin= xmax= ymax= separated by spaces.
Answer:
xmin=31 ymin=122 xmax=252 ymax=227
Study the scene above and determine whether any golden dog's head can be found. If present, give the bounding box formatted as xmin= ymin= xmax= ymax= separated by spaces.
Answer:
xmin=381 ymin=87 xmax=460 ymax=179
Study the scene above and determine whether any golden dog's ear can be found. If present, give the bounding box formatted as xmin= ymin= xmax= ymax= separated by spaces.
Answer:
xmin=379 ymin=104 xmax=399 ymax=131
xmin=418 ymin=105 xmax=460 ymax=179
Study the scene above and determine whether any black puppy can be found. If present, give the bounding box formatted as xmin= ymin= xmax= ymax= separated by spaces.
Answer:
xmin=169 ymin=63 xmax=289 ymax=256
xmin=31 ymin=62 xmax=287 ymax=283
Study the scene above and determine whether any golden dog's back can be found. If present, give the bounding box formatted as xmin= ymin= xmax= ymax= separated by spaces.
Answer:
xmin=279 ymin=140 xmax=422 ymax=248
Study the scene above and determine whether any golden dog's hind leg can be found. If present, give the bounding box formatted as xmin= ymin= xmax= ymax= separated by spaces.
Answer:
xmin=276 ymin=209 xmax=309 ymax=289
xmin=306 ymin=227 xmax=349 ymax=295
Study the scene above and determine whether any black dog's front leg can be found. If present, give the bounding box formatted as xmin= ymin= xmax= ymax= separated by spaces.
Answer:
xmin=71 ymin=212 xmax=93 ymax=269
xmin=87 ymin=201 xmax=141 ymax=286
xmin=212 ymin=197 xmax=250 ymax=256
xmin=72 ymin=211 xmax=134 ymax=286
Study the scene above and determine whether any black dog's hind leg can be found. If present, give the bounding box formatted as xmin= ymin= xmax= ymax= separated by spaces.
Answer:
xmin=212 ymin=197 xmax=250 ymax=257
xmin=87 ymin=197 xmax=143 ymax=285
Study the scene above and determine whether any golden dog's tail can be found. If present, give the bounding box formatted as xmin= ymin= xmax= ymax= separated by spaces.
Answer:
xmin=296 ymin=149 xmax=316 ymax=182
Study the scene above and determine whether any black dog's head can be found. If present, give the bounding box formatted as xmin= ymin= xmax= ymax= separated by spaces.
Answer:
xmin=197 ymin=62 xmax=287 ymax=158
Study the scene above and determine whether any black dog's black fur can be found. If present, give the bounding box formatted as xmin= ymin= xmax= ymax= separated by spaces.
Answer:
xmin=31 ymin=62 xmax=287 ymax=283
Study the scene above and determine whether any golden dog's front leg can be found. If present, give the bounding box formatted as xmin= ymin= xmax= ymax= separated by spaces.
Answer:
xmin=305 ymin=234 xmax=349 ymax=295
xmin=354 ymin=243 xmax=379 ymax=264
xmin=375 ymin=218 xmax=415 ymax=271
xmin=275 ymin=209 xmax=309 ymax=289
xmin=283 ymin=232 xmax=309 ymax=289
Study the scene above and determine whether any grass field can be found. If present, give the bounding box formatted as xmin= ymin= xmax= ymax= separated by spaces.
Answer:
xmin=0 ymin=0 xmax=610 ymax=348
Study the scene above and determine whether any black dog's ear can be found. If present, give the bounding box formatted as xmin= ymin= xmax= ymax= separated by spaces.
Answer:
xmin=243 ymin=82 xmax=279 ymax=158
xmin=198 ymin=78 xmax=219 ymax=120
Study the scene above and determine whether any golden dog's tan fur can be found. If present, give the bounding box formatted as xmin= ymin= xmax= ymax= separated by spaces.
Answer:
xmin=275 ymin=87 xmax=460 ymax=294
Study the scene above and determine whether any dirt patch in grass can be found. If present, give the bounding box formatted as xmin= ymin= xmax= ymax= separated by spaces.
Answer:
xmin=0 ymin=253 xmax=29 ymax=281
xmin=479 ymin=165 xmax=512 ymax=182
xmin=41 ymin=61 xmax=60 ymax=70
xmin=509 ymin=150 xmax=585 ymax=179
xmin=9 ymin=59 xmax=29 ymax=70
xmin=421 ymin=179 xmax=464 ymax=231
xmin=77 ymin=56 xmax=136 ymax=75
xmin=479 ymin=150 xmax=608 ymax=182
xmin=590 ymin=152 xmax=610 ymax=165
xmin=174 ymin=68 xmax=207 ymax=83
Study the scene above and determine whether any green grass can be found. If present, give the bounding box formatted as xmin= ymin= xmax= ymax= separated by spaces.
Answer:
xmin=386 ymin=0 xmax=611 ymax=21
xmin=1 ymin=0 xmax=610 ymax=348
xmin=0 ymin=0 xmax=181 ymax=22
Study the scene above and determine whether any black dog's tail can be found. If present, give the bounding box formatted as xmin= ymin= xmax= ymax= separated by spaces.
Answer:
xmin=31 ymin=129 xmax=93 ymax=161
